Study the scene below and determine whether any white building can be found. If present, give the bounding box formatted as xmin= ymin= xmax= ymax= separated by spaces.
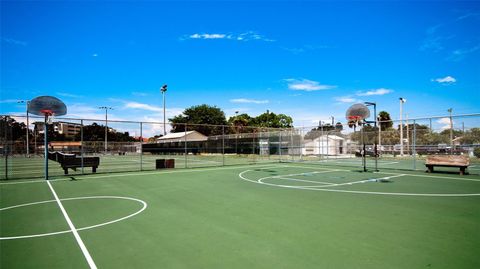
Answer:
xmin=302 ymin=135 xmax=345 ymax=156
xmin=156 ymin=131 xmax=208 ymax=143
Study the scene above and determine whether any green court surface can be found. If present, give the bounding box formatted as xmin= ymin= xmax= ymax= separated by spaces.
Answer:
xmin=1 ymin=162 xmax=480 ymax=268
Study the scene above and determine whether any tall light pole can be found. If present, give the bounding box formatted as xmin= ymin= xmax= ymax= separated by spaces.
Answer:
xmin=99 ymin=106 xmax=113 ymax=154
xmin=18 ymin=100 xmax=30 ymax=156
xmin=448 ymin=108 xmax=453 ymax=150
xmin=399 ymin=98 xmax=407 ymax=156
xmin=160 ymin=84 xmax=168 ymax=135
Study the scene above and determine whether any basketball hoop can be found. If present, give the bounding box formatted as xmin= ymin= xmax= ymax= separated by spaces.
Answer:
xmin=347 ymin=115 xmax=363 ymax=126
xmin=28 ymin=96 xmax=67 ymax=180
xmin=345 ymin=103 xmax=372 ymax=173
xmin=345 ymin=103 xmax=370 ymax=124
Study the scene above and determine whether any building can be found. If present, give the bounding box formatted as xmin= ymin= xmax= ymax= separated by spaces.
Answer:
xmin=156 ymin=131 xmax=208 ymax=143
xmin=33 ymin=121 xmax=81 ymax=138
xmin=302 ymin=134 xmax=345 ymax=156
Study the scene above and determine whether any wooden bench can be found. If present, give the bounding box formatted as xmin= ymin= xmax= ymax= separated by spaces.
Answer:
xmin=48 ymin=151 xmax=100 ymax=175
xmin=425 ymin=155 xmax=470 ymax=175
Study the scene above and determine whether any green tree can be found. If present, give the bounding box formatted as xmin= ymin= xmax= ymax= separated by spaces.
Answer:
xmin=461 ymin=128 xmax=480 ymax=145
xmin=170 ymin=104 xmax=227 ymax=136
xmin=250 ymin=111 xmax=293 ymax=128
xmin=378 ymin=111 xmax=393 ymax=131
xmin=0 ymin=116 xmax=31 ymax=141
xmin=228 ymin=113 xmax=253 ymax=134
xmin=74 ymin=123 xmax=136 ymax=142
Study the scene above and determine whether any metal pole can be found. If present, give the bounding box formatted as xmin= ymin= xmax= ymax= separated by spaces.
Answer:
xmin=163 ymin=91 xmax=166 ymax=135
xmin=184 ymin=123 xmax=187 ymax=168
xmin=161 ymin=84 xmax=167 ymax=136
xmin=361 ymin=123 xmax=366 ymax=172
xmin=406 ymin=114 xmax=409 ymax=154
xmin=44 ymin=115 xmax=49 ymax=180
xmin=448 ymin=108 xmax=453 ymax=152
xmin=400 ymin=98 xmax=404 ymax=156
xmin=320 ymin=121 xmax=324 ymax=158
xmin=26 ymin=102 xmax=30 ymax=156
xmin=81 ymin=120 xmax=84 ymax=174
xmin=140 ymin=122 xmax=143 ymax=171
xmin=279 ymin=130 xmax=282 ymax=162
xmin=222 ymin=126 xmax=225 ymax=166
xmin=373 ymin=103 xmax=378 ymax=171
xmin=105 ymin=108 xmax=108 ymax=154
xmin=413 ymin=120 xmax=417 ymax=170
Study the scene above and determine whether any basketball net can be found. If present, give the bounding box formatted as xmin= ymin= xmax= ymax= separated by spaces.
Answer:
xmin=347 ymin=115 xmax=364 ymax=126
xmin=40 ymin=109 xmax=54 ymax=125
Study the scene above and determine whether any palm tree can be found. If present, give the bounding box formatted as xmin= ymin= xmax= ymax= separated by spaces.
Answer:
xmin=378 ymin=111 xmax=393 ymax=131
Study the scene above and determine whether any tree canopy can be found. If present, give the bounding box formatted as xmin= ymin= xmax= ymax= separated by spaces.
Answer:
xmin=169 ymin=104 xmax=227 ymax=136
xmin=378 ymin=111 xmax=393 ymax=130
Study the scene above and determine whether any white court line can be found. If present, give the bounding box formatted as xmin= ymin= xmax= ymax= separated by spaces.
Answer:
xmin=46 ymin=181 xmax=97 ymax=269
xmin=316 ymin=174 xmax=406 ymax=188
xmin=238 ymin=170 xmax=480 ymax=197
xmin=0 ymin=163 xmax=281 ymax=185
xmin=0 ymin=196 xmax=147 ymax=240
xmin=270 ymin=177 xmax=335 ymax=185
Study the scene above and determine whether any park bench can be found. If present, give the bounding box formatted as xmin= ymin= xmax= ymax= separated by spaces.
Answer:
xmin=425 ymin=155 xmax=470 ymax=175
xmin=48 ymin=151 xmax=100 ymax=175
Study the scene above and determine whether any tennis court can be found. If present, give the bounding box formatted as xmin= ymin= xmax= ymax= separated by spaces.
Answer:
xmin=2 ymin=162 xmax=480 ymax=268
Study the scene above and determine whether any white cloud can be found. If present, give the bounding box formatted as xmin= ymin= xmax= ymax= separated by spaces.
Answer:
xmin=189 ymin=33 xmax=227 ymax=39
xmin=2 ymin=37 xmax=27 ymax=46
xmin=132 ymin=92 xmax=148 ymax=97
xmin=356 ymin=88 xmax=393 ymax=96
xmin=230 ymin=98 xmax=269 ymax=104
xmin=335 ymin=97 xmax=358 ymax=103
xmin=437 ymin=117 xmax=452 ymax=130
xmin=184 ymin=31 xmax=274 ymax=42
xmin=125 ymin=102 xmax=163 ymax=112
xmin=0 ymin=99 xmax=20 ymax=103
xmin=433 ymin=76 xmax=456 ymax=84
xmin=57 ymin=92 xmax=83 ymax=98
xmin=285 ymin=79 xmax=336 ymax=91
xmin=447 ymin=44 xmax=480 ymax=61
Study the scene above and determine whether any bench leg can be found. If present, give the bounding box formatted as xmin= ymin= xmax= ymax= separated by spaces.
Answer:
xmin=460 ymin=167 xmax=465 ymax=175
xmin=63 ymin=168 xmax=69 ymax=175
xmin=92 ymin=167 xmax=97 ymax=173
xmin=426 ymin=165 xmax=433 ymax=173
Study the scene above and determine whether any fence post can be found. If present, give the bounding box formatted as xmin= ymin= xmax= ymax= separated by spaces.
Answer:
xmin=81 ymin=119 xmax=84 ymax=174
xmin=140 ymin=122 xmax=143 ymax=171
xmin=413 ymin=120 xmax=416 ymax=171
xmin=278 ymin=129 xmax=282 ymax=162
xmin=222 ymin=125 xmax=225 ymax=166
xmin=184 ymin=123 xmax=187 ymax=168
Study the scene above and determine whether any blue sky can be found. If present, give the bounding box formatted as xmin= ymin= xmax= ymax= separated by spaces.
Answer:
xmin=1 ymin=1 xmax=479 ymax=134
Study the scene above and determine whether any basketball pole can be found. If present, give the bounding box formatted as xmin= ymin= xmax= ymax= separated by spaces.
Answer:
xmin=44 ymin=114 xmax=49 ymax=180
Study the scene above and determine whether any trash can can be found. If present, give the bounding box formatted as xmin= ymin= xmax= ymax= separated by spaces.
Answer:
xmin=156 ymin=159 xmax=166 ymax=169
xmin=165 ymin=159 xmax=175 ymax=168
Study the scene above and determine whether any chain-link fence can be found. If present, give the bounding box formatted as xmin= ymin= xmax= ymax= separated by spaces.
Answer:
xmin=1 ymin=113 xmax=479 ymax=180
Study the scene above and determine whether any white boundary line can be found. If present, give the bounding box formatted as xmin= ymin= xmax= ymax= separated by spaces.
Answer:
xmin=238 ymin=168 xmax=480 ymax=197
xmin=270 ymin=177 xmax=335 ymax=185
xmin=0 ymin=196 xmax=147 ymax=240
xmin=46 ymin=181 xmax=97 ymax=269
xmin=0 ymin=163 xmax=279 ymax=185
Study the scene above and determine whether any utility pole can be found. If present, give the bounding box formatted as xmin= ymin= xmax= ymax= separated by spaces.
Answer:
xmin=99 ymin=106 xmax=113 ymax=155
xmin=448 ymin=108 xmax=453 ymax=151
xmin=406 ymin=114 xmax=409 ymax=154
xmin=18 ymin=100 xmax=30 ymax=156
xmin=160 ymin=84 xmax=168 ymax=135
xmin=399 ymin=98 xmax=407 ymax=156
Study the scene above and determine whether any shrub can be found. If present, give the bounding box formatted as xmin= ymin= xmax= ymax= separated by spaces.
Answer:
xmin=474 ymin=147 xmax=480 ymax=158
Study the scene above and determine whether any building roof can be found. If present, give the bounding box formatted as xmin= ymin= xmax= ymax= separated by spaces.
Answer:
xmin=158 ymin=131 xmax=196 ymax=140
xmin=157 ymin=130 xmax=208 ymax=141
